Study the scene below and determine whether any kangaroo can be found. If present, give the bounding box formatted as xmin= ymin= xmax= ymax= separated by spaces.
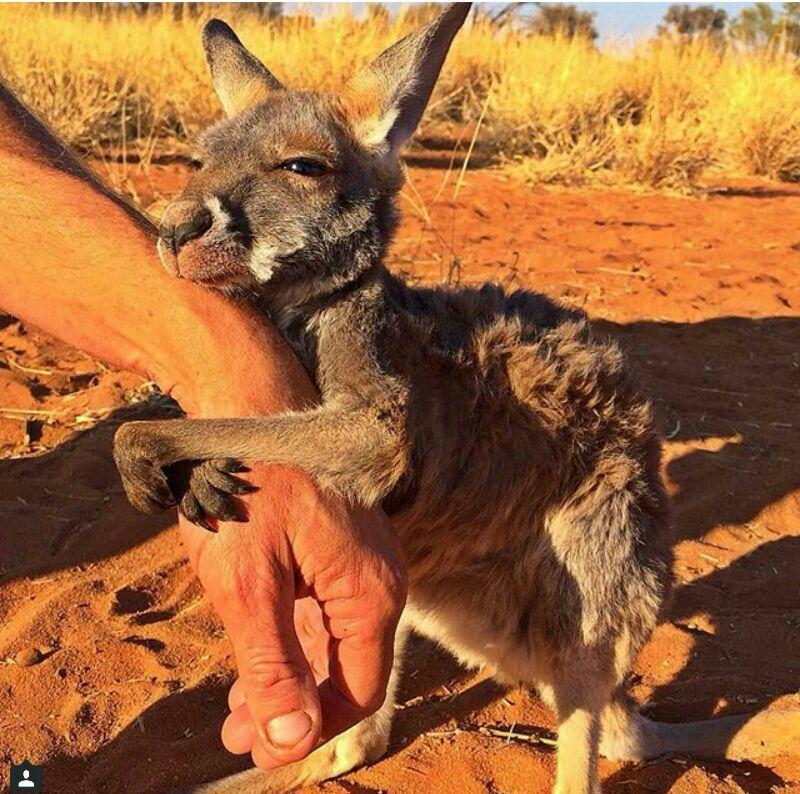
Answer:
xmin=113 ymin=5 xmax=800 ymax=793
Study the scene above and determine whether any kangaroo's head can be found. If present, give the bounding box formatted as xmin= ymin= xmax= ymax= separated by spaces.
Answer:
xmin=158 ymin=3 xmax=470 ymax=302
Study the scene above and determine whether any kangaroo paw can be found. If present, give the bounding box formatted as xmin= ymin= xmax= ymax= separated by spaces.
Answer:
xmin=169 ymin=458 xmax=255 ymax=530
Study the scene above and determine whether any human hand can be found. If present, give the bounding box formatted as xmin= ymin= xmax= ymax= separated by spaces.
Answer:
xmin=139 ymin=290 xmax=408 ymax=770
xmin=131 ymin=293 xmax=408 ymax=770
xmin=179 ymin=467 xmax=406 ymax=769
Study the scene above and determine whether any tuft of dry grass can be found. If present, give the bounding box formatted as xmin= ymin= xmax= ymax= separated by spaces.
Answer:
xmin=0 ymin=3 xmax=799 ymax=189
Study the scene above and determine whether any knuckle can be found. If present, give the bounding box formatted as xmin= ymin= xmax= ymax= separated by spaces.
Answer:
xmin=242 ymin=650 xmax=306 ymax=693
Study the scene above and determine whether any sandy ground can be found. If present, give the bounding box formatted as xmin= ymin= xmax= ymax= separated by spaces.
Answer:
xmin=1 ymin=162 xmax=799 ymax=794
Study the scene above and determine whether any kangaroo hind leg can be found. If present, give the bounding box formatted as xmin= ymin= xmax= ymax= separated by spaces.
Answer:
xmin=548 ymin=666 xmax=613 ymax=794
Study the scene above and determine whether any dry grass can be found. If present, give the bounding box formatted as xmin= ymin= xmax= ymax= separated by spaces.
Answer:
xmin=1 ymin=3 xmax=799 ymax=189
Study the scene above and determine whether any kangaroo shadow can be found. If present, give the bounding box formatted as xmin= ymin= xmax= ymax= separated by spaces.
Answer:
xmin=651 ymin=535 xmax=800 ymax=724
xmin=602 ymin=535 xmax=800 ymax=793
xmin=599 ymin=315 xmax=800 ymax=793
xmin=4 ymin=314 xmax=800 ymax=792
xmin=600 ymin=315 xmax=800 ymax=544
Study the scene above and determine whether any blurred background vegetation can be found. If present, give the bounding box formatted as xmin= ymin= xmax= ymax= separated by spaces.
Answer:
xmin=1 ymin=2 xmax=799 ymax=191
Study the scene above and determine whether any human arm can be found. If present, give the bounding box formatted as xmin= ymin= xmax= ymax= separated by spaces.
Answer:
xmin=0 ymin=80 xmax=407 ymax=768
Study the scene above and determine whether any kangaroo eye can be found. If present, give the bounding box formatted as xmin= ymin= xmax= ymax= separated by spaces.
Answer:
xmin=281 ymin=158 xmax=328 ymax=177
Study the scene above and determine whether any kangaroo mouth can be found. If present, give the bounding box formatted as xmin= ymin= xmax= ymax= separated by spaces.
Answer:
xmin=157 ymin=237 xmax=252 ymax=288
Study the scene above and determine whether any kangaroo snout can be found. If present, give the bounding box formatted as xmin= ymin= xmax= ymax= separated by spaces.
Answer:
xmin=156 ymin=197 xmax=251 ymax=286
xmin=158 ymin=202 xmax=213 ymax=255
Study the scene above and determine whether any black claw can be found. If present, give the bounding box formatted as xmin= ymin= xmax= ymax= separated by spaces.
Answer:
xmin=220 ymin=505 xmax=247 ymax=523
xmin=195 ymin=516 xmax=217 ymax=533
xmin=234 ymin=482 xmax=259 ymax=494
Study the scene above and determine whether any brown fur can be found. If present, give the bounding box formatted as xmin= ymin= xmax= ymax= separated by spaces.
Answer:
xmin=113 ymin=6 xmax=800 ymax=793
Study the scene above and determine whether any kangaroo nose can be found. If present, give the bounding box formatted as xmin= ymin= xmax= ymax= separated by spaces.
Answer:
xmin=159 ymin=207 xmax=213 ymax=254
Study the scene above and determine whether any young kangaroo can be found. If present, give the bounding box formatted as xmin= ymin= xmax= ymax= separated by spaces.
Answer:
xmin=114 ymin=5 xmax=800 ymax=793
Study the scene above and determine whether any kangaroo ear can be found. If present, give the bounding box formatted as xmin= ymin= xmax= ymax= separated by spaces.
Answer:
xmin=344 ymin=3 xmax=471 ymax=155
xmin=202 ymin=19 xmax=284 ymax=117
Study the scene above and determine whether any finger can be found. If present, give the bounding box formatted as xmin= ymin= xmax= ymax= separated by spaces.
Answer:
xmin=225 ymin=595 xmax=331 ymax=755
xmin=227 ymin=677 xmax=246 ymax=711
xmin=291 ymin=499 xmax=407 ymax=742
xmin=181 ymin=502 xmax=324 ymax=769
xmin=318 ymin=620 xmax=398 ymax=740
xmin=221 ymin=563 xmax=322 ymax=768
xmin=316 ymin=560 xmax=405 ymax=740
xmin=221 ymin=702 xmax=255 ymax=755
xmin=331 ymin=622 xmax=397 ymax=712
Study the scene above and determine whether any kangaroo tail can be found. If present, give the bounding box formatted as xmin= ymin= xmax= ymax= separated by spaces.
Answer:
xmin=601 ymin=694 xmax=800 ymax=762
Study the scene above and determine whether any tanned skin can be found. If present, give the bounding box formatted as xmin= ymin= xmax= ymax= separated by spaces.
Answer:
xmin=0 ymin=77 xmax=406 ymax=773
xmin=113 ymin=5 xmax=800 ymax=793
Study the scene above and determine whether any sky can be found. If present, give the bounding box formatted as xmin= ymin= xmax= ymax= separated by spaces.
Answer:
xmin=571 ymin=2 xmax=782 ymax=41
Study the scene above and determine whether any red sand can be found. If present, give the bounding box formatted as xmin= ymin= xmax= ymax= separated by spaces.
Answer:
xmin=1 ymin=164 xmax=798 ymax=793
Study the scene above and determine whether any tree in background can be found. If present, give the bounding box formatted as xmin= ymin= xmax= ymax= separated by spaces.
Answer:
xmin=658 ymin=4 xmax=728 ymax=40
xmin=729 ymin=2 xmax=800 ymax=53
xmin=527 ymin=4 xmax=598 ymax=40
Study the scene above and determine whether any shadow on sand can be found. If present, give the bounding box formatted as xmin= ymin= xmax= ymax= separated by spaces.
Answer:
xmin=1 ymin=314 xmax=797 ymax=792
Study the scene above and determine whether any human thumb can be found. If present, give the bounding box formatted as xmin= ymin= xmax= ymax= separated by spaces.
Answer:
xmin=210 ymin=558 xmax=322 ymax=767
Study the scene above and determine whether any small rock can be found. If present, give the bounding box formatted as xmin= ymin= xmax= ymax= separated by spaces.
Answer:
xmin=14 ymin=647 xmax=43 ymax=667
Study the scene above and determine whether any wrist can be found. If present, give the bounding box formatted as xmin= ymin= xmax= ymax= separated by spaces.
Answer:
xmin=140 ymin=283 xmax=317 ymax=419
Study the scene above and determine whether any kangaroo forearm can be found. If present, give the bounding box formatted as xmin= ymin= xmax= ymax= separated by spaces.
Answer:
xmin=118 ymin=411 xmax=405 ymax=505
